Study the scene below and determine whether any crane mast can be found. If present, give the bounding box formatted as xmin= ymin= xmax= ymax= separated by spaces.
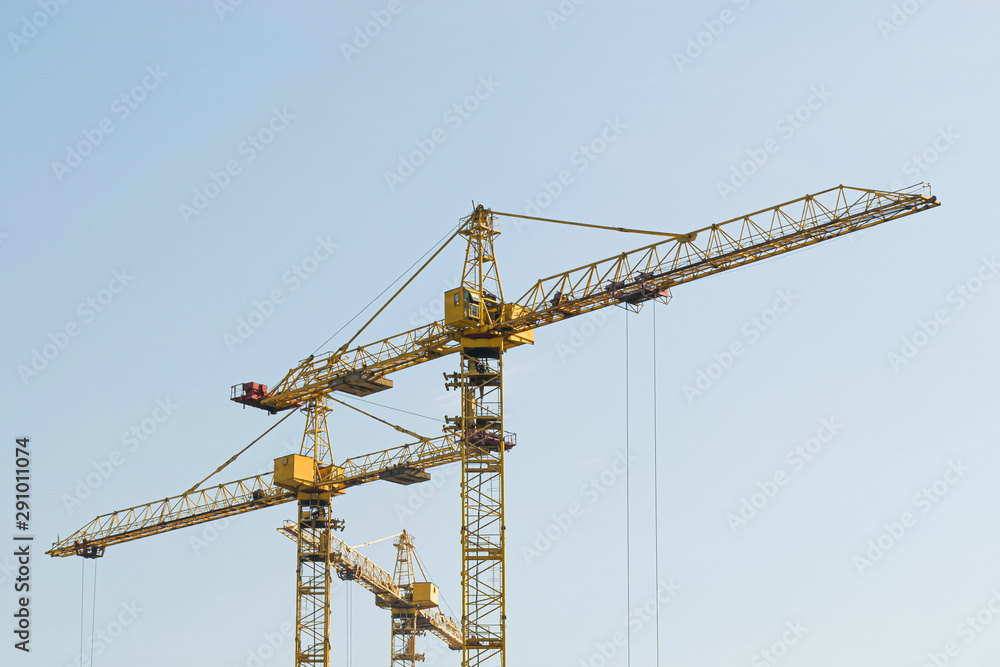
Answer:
xmin=49 ymin=184 xmax=941 ymax=667
xmin=292 ymin=400 xmax=338 ymax=666
xmin=448 ymin=206 xmax=510 ymax=664
xmin=277 ymin=525 xmax=463 ymax=660
xmin=386 ymin=531 xmax=452 ymax=664
xmin=390 ymin=531 xmax=422 ymax=665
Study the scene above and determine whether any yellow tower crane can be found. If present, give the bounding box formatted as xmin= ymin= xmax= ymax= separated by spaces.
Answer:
xmin=49 ymin=184 xmax=941 ymax=667
xmin=276 ymin=525 xmax=462 ymax=662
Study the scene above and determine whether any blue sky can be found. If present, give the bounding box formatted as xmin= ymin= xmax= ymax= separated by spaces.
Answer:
xmin=2 ymin=1 xmax=998 ymax=666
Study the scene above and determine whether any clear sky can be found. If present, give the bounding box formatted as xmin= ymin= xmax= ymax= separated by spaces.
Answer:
xmin=2 ymin=1 xmax=998 ymax=666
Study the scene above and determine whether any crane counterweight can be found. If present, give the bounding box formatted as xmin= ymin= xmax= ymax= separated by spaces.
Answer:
xmin=231 ymin=381 xmax=275 ymax=411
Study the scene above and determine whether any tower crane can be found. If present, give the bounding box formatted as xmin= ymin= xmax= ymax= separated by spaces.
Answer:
xmin=276 ymin=525 xmax=462 ymax=663
xmin=49 ymin=184 xmax=941 ymax=667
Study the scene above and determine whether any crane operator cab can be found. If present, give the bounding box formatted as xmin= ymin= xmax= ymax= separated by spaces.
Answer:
xmin=445 ymin=287 xmax=485 ymax=327
xmin=444 ymin=286 xmax=535 ymax=347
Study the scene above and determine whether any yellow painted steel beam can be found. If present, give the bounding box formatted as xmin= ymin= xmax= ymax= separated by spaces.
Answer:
xmin=506 ymin=185 xmax=940 ymax=328
xmin=262 ymin=323 xmax=461 ymax=411
xmin=48 ymin=434 xmax=464 ymax=558
xmin=279 ymin=523 xmax=463 ymax=650
xmin=258 ymin=185 xmax=939 ymax=411
xmin=294 ymin=493 xmax=333 ymax=667
xmin=457 ymin=348 xmax=506 ymax=665
xmin=47 ymin=473 xmax=286 ymax=558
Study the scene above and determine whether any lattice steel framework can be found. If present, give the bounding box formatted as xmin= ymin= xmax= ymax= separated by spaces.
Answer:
xmin=259 ymin=186 xmax=940 ymax=413
xmin=296 ymin=493 xmax=333 ymax=667
xmin=390 ymin=531 xmax=421 ymax=666
xmin=453 ymin=349 xmax=505 ymax=666
xmin=460 ymin=205 xmax=504 ymax=320
xmin=48 ymin=184 xmax=943 ymax=667
xmin=295 ymin=399 xmax=335 ymax=667
xmin=277 ymin=525 xmax=463 ymax=651
xmin=390 ymin=612 xmax=420 ymax=666
xmin=450 ymin=205 xmax=507 ymax=666
xmin=300 ymin=400 xmax=333 ymax=464
xmin=47 ymin=434 xmax=465 ymax=559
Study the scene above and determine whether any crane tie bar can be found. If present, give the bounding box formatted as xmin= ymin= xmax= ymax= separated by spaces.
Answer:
xmin=492 ymin=210 xmax=691 ymax=240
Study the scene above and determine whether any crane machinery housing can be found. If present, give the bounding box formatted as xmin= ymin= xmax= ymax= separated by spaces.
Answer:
xmin=49 ymin=184 xmax=941 ymax=667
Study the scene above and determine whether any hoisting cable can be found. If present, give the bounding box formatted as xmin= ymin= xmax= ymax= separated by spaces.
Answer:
xmin=418 ymin=554 xmax=459 ymax=623
xmin=625 ymin=313 xmax=632 ymax=666
xmin=312 ymin=220 xmax=463 ymax=356
xmin=79 ymin=559 xmax=85 ymax=664
xmin=351 ymin=533 xmax=403 ymax=550
xmin=411 ymin=543 xmax=430 ymax=582
xmin=183 ymin=408 xmax=298 ymax=495
xmin=493 ymin=211 xmax=690 ymax=239
xmin=653 ymin=301 xmax=661 ymax=665
xmin=318 ymin=221 xmax=464 ymax=359
xmin=331 ymin=398 xmax=431 ymax=443
xmin=89 ymin=559 xmax=98 ymax=667
xmin=346 ymin=582 xmax=353 ymax=667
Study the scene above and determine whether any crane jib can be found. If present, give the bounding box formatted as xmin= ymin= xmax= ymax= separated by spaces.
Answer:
xmin=226 ymin=187 xmax=938 ymax=410
xmin=49 ymin=183 xmax=941 ymax=667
